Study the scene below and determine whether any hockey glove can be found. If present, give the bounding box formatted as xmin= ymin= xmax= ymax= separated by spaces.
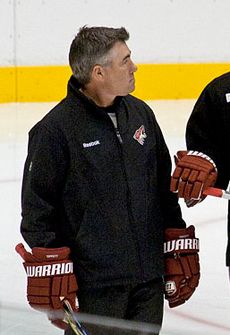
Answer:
xmin=164 ymin=225 xmax=200 ymax=308
xmin=15 ymin=243 xmax=78 ymax=329
xmin=170 ymin=150 xmax=217 ymax=207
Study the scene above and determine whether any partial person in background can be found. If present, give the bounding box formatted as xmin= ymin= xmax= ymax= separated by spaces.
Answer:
xmin=171 ymin=71 xmax=230 ymax=278
xmin=16 ymin=26 xmax=199 ymax=335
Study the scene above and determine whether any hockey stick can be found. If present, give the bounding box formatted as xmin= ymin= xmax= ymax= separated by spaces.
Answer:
xmin=62 ymin=299 xmax=89 ymax=335
xmin=203 ymin=186 xmax=230 ymax=200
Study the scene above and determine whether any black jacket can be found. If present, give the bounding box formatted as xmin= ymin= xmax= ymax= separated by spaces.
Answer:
xmin=186 ymin=71 xmax=230 ymax=265
xmin=21 ymin=76 xmax=185 ymax=288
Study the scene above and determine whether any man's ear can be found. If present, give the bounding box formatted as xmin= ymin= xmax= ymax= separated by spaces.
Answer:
xmin=92 ymin=65 xmax=104 ymax=81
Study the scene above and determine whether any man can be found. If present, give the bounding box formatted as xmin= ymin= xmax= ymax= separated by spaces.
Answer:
xmin=17 ymin=26 xmax=199 ymax=334
xmin=170 ymin=72 xmax=230 ymax=276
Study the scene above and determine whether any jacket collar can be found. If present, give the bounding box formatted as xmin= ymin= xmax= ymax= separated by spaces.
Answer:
xmin=67 ymin=75 xmax=123 ymax=113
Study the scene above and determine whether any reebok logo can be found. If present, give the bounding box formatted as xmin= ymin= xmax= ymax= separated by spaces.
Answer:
xmin=25 ymin=262 xmax=73 ymax=277
xmin=83 ymin=140 xmax=100 ymax=148
xmin=164 ymin=238 xmax=199 ymax=254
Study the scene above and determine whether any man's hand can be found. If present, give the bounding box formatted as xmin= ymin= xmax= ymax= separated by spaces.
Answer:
xmin=170 ymin=150 xmax=217 ymax=207
xmin=164 ymin=225 xmax=200 ymax=308
xmin=15 ymin=243 xmax=78 ymax=329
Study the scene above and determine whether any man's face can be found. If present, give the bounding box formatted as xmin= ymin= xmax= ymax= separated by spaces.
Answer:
xmin=101 ymin=41 xmax=137 ymax=97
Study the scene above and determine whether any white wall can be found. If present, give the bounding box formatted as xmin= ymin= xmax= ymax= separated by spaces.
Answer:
xmin=1 ymin=0 xmax=230 ymax=66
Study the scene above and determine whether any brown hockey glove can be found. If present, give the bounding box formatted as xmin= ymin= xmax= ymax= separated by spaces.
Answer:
xmin=170 ymin=150 xmax=217 ymax=207
xmin=164 ymin=225 xmax=200 ymax=308
xmin=15 ymin=243 xmax=78 ymax=329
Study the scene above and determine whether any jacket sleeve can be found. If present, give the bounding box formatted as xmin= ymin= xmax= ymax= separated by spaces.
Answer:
xmin=186 ymin=83 xmax=230 ymax=189
xmin=21 ymin=122 xmax=69 ymax=248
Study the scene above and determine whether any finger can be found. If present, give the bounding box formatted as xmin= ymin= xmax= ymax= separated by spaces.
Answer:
xmin=188 ymin=170 xmax=199 ymax=183
xmin=197 ymin=170 xmax=208 ymax=182
xmin=172 ymin=166 xmax=183 ymax=179
xmin=190 ymin=181 xmax=203 ymax=199
xmin=178 ymin=180 xmax=186 ymax=197
xmin=184 ymin=182 xmax=193 ymax=198
xmin=170 ymin=177 xmax=179 ymax=192
xmin=180 ymin=168 xmax=191 ymax=181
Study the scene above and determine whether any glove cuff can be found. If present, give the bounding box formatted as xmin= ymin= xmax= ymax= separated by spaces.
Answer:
xmin=187 ymin=150 xmax=217 ymax=171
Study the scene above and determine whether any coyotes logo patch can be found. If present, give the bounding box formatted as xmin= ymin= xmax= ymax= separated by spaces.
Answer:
xmin=133 ymin=125 xmax=147 ymax=145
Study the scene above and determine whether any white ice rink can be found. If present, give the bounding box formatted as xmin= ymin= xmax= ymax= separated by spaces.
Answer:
xmin=1 ymin=100 xmax=230 ymax=334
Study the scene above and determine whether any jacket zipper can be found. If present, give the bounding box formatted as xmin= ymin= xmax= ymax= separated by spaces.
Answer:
xmin=107 ymin=114 xmax=144 ymax=281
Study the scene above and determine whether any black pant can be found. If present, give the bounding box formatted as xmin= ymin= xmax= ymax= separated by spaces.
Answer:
xmin=65 ymin=277 xmax=164 ymax=335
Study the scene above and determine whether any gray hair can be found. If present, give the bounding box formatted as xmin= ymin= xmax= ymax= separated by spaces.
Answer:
xmin=69 ymin=26 xmax=129 ymax=86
